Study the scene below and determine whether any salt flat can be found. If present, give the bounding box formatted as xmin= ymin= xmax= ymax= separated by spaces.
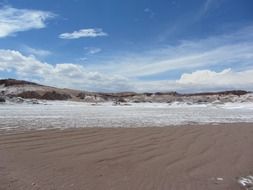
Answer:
xmin=0 ymin=101 xmax=253 ymax=131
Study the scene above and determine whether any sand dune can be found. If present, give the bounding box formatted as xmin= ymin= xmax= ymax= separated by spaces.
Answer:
xmin=0 ymin=124 xmax=253 ymax=190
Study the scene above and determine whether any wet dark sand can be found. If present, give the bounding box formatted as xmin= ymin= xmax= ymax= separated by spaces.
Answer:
xmin=0 ymin=123 xmax=253 ymax=190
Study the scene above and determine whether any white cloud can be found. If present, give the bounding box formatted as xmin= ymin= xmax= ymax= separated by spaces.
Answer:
xmin=59 ymin=28 xmax=108 ymax=39
xmin=22 ymin=45 xmax=52 ymax=57
xmin=84 ymin=47 xmax=102 ymax=55
xmin=129 ymin=68 xmax=253 ymax=92
xmin=0 ymin=6 xmax=55 ymax=38
xmin=0 ymin=49 xmax=131 ymax=92
xmin=1 ymin=26 xmax=253 ymax=92
xmin=78 ymin=57 xmax=87 ymax=61
xmin=1 ymin=49 xmax=253 ymax=92
xmin=0 ymin=49 xmax=52 ymax=77
xmin=203 ymin=0 xmax=214 ymax=13
xmin=90 ymin=26 xmax=253 ymax=78
xmin=144 ymin=8 xmax=155 ymax=18
xmin=203 ymin=0 xmax=224 ymax=14
xmin=176 ymin=69 xmax=253 ymax=91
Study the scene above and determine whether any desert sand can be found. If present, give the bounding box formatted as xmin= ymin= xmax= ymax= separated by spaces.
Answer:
xmin=0 ymin=124 xmax=253 ymax=190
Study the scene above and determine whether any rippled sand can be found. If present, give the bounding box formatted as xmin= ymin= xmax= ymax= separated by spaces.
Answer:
xmin=0 ymin=123 xmax=253 ymax=190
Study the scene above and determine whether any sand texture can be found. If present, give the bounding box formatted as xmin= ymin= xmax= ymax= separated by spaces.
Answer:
xmin=0 ymin=124 xmax=253 ymax=190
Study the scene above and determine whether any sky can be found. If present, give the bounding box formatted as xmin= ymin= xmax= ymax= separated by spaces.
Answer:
xmin=0 ymin=0 xmax=253 ymax=92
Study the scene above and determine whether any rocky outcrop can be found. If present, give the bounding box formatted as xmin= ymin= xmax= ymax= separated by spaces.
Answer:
xmin=0 ymin=79 xmax=40 ymax=87
xmin=0 ymin=97 xmax=5 ymax=102
xmin=13 ymin=91 xmax=71 ymax=100
xmin=184 ymin=90 xmax=248 ymax=97
xmin=16 ymin=91 xmax=42 ymax=99
xmin=41 ymin=91 xmax=71 ymax=100
xmin=77 ymin=92 xmax=86 ymax=99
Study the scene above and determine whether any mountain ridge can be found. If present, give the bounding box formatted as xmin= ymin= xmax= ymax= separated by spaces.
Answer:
xmin=0 ymin=78 xmax=251 ymax=103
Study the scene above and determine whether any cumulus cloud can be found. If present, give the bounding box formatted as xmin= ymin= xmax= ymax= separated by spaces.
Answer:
xmin=59 ymin=28 xmax=108 ymax=39
xmin=0 ymin=6 xmax=55 ymax=38
xmin=130 ymin=68 xmax=253 ymax=92
xmin=1 ymin=49 xmax=253 ymax=92
xmin=0 ymin=49 xmax=131 ymax=92
xmin=177 ymin=69 xmax=253 ymax=86
xmin=0 ymin=49 xmax=52 ymax=77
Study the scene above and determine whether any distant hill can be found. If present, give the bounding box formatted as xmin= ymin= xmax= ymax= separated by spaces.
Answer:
xmin=0 ymin=78 xmax=251 ymax=103
xmin=0 ymin=79 xmax=41 ymax=87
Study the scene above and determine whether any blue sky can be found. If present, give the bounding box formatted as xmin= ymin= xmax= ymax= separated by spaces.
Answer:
xmin=0 ymin=0 xmax=253 ymax=92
